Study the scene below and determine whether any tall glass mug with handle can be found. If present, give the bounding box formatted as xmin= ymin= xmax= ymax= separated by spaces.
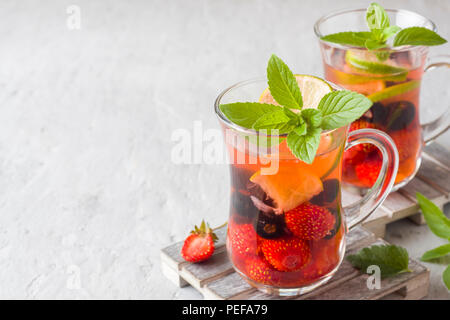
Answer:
xmin=314 ymin=7 xmax=449 ymax=190
xmin=215 ymin=76 xmax=399 ymax=296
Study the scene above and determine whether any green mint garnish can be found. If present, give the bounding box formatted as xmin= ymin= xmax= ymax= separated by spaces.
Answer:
xmin=421 ymin=244 xmax=450 ymax=262
xmin=320 ymin=2 xmax=447 ymax=52
xmin=252 ymin=109 xmax=297 ymax=134
xmin=320 ymin=31 xmax=372 ymax=48
xmin=301 ymin=109 xmax=322 ymax=128
xmin=287 ymin=127 xmax=322 ymax=165
xmin=393 ymin=27 xmax=448 ymax=46
xmin=220 ymin=102 xmax=281 ymax=128
xmin=347 ymin=244 xmax=412 ymax=278
xmin=444 ymin=266 xmax=450 ymax=290
xmin=416 ymin=193 xmax=450 ymax=290
xmin=416 ymin=192 xmax=450 ymax=240
xmin=366 ymin=2 xmax=390 ymax=31
xmin=219 ymin=54 xmax=372 ymax=164
xmin=267 ymin=54 xmax=303 ymax=109
xmin=318 ymin=90 xmax=373 ymax=130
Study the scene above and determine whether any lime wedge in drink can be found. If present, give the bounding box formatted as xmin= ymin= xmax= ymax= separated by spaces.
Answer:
xmin=260 ymin=74 xmax=332 ymax=109
xmin=332 ymin=68 xmax=405 ymax=85
xmin=345 ymin=50 xmax=408 ymax=80
xmin=367 ymin=80 xmax=420 ymax=102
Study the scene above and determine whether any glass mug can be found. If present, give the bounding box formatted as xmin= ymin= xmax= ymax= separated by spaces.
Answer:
xmin=215 ymin=78 xmax=399 ymax=296
xmin=315 ymin=8 xmax=450 ymax=190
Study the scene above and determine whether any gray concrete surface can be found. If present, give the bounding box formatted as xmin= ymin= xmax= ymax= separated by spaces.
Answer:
xmin=0 ymin=0 xmax=448 ymax=299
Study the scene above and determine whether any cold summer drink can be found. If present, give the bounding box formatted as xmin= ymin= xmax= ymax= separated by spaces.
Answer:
xmin=215 ymin=55 xmax=398 ymax=295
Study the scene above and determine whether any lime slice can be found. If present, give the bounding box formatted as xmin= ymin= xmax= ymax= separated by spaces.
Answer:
xmin=259 ymin=74 xmax=333 ymax=109
xmin=332 ymin=68 xmax=406 ymax=85
xmin=345 ymin=50 xmax=408 ymax=79
xmin=367 ymin=80 xmax=420 ymax=102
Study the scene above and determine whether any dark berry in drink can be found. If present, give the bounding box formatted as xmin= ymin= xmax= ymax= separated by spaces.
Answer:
xmin=254 ymin=211 xmax=286 ymax=239
xmin=386 ymin=101 xmax=416 ymax=132
xmin=310 ymin=179 xmax=340 ymax=206
xmin=324 ymin=208 xmax=341 ymax=240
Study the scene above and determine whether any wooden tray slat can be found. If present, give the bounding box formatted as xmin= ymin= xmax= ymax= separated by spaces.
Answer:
xmin=416 ymin=157 xmax=450 ymax=193
xmin=424 ymin=143 xmax=450 ymax=169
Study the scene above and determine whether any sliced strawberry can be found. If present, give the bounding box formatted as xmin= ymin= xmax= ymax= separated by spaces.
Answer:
xmin=245 ymin=255 xmax=280 ymax=285
xmin=261 ymin=236 xmax=311 ymax=272
xmin=181 ymin=220 xmax=217 ymax=263
xmin=355 ymin=159 xmax=382 ymax=187
xmin=285 ymin=203 xmax=335 ymax=241
xmin=227 ymin=220 xmax=259 ymax=259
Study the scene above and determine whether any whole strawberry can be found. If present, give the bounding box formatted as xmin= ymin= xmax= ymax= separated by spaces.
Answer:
xmin=181 ymin=220 xmax=218 ymax=263
xmin=245 ymin=255 xmax=280 ymax=285
xmin=285 ymin=202 xmax=335 ymax=240
xmin=227 ymin=220 xmax=259 ymax=258
xmin=261 ymin=236 xmax=311 ymax=272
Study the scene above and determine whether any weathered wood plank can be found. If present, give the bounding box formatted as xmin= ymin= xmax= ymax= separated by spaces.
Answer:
xmin=399 ymin=176 xmax=445 ymax=204
xmin=346 ymin=226 xmax=376 ymax=250
xmin=416 ymin=157 xmax=450 ymax=193
xmin=203 ymin=272 xmax=255 ymax=300
xmin=382 ymin=191 xmax=416 ymax=215
xmin=180 ymin=250 xmax=234 ymax=290
xmin=424 ymin=143 xmax=450 ymax=170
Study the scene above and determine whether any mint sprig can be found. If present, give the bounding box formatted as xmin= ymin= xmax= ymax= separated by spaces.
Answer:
xmin=347 ymin=244 xmax=412 ymax=278
xmin=267 ymin=54 xmax=303 ymax=109
xmin=320 ymin=31 xmax=372 ymax=48
xmin=318 ymin=90 xmax=373 ymax=130
xmin=219 ymin=54 xmax=372 ymax=164
xmin=416 ymin=193 xmax=450 ymax=290
xmin=219 ymin=102 xmax=281 ymax=128
xmin=394 ymin=27 xmax=448 ymax=46
xmin=320 ymin=2 xmax=447 ymax=52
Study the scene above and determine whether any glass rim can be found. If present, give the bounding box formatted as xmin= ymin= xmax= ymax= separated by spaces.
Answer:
xmin=214 ymin=77 xmax=345 ymax=137
xmin=313 ymin=7 xmax=437 ymax=52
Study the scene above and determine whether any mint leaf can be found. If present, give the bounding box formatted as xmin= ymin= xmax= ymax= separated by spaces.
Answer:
xmin=320 ymin=31 xmax=372 ymax=47
xmin=219 ymin=102 xmax=281 ymax=129
xmin=347 ymin=244 xmax=411 ymax=278
xmin=421 ymin=244 xmax=450 ymax=262
xmin=301 ymin=109 xmax=322 ymax=128
xmin=444 ymin=265 xmax=450 ymax=290
xmin=267 ymin=54 xmax=303 ymax=109
xmin=366 ymin=3 xmax=390 ymax=32
xmin=287 ymin=127 xmax=321 ymax=164
xmin=318 ymin=91 xmax=373 ymax=130
xmin=252 ymin=110 xmax=296 ymax=133
xmin=282 ymin=106 xmax=299 ymax=120
xmin=381 ymin=25 xmax=401 ymax=41
xmin=293 ymin=122 xmax=307 ymax=136
xmin=416 ymin=192 xmax=450 ymax=240
xmin=394 ymin=27 xmax=447 ymax=46
xmin=365 ymin=38 xmax=386 ymax=50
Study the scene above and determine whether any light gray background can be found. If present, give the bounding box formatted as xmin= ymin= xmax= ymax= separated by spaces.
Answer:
xmin=0 ymin=0 xmax=448 ymax=299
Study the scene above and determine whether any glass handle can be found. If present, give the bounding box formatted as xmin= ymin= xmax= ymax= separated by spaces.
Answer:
xmin=422 ymin=55 xmax=450 ymax=145
xmin=343 ymin=129 xmax=399 ymax=229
